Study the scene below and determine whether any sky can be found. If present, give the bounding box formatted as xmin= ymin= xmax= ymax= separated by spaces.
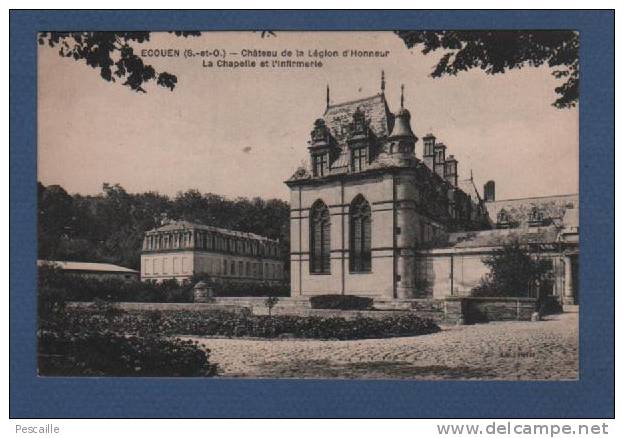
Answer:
xmin=38 ymin=31 xmax=578 ymax=202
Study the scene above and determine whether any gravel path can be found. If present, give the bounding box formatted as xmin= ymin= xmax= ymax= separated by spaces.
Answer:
xmin=181 ymin=312 xmax=578 ymax=380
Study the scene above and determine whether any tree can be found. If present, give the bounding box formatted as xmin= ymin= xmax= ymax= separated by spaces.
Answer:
xmin=264 ymin=296 xmax=279 ymax=316
xmin=38 ymin=31 xmax=200 ymax=92
xmin=472 ymin=240 xmax=550 ymax=297
xmin=36 ymin=182 xmax=291 ymax=274
xmin=395 ymin=31 xmax=579 ymax=108
xmin=38 ymin=184 xmax=76 ymax=258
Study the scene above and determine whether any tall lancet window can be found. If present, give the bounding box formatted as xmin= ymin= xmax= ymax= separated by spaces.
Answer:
xmin=310 ymin=200 xmax=331 ymax=274
xmin=349 ymin=195 xmax=372 ymax=272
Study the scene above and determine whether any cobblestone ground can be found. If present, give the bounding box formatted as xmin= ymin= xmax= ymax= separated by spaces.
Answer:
xmin=181 ymin=312 xmax=578 ymax=380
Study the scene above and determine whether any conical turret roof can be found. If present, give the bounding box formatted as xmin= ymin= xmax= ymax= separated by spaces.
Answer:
xmin=389 ymin=107 xmax=416 ymax=140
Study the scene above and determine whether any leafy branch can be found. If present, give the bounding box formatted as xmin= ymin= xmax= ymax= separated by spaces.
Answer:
xmin=394 ymin=30 xmax=579 ymax=108
xmin=38 ymin=31 xmax=200 ymax=93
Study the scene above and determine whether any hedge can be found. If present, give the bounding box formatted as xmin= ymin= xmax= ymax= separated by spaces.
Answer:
xmin=46 ymin=307 xmax=441 ymax=341
xmin=38 ymin=297 xmax=218 ymax=377
xmin=38 ymin=329 xmax=217 ymax=377
xmin=38 ymin=264 xmax=289 ymax=305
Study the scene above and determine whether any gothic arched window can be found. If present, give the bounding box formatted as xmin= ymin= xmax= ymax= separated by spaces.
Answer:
xmin=349 ymin=195 xmax=372 ymax=272
xmin=310 ymin=200 xmax=331 ymax=274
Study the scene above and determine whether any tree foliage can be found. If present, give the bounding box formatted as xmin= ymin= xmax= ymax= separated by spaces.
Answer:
xmin=472 ymin=240 xmax=550 ymax=297
xmin=395 ymin=30 xmax=579 ymax=108
xmin=37 ymin=182 xmax=290 ymax=272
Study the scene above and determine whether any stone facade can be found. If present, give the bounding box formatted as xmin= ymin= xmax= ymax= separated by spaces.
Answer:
xmin=416 ymin=220 xmax=579 ymax=304
xmin=140 ymin=220 xmax=284 ymax=284
xmin=285 ymin=75 xmax=579 ymax=304
xmin=286 ymin=77 xmax=490 ymax=299
xmin=67 ymin=296 xmax=539 ymax=323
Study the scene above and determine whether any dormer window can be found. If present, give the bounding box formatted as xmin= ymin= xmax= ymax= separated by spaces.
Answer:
xmin=313 ymin=153 xmax=329 ymax=177
xmin=310 ymin=118 xmax=330 ymax=144
xmin=497 ymin=209 xmax=510 ymax=228
xmin=528 ymin=206 xmax=544 ymax=227
xmin=352 ymin=147 xmax=367 ymax=172
xmin=351 ymin=107 xmax=367 ymax=136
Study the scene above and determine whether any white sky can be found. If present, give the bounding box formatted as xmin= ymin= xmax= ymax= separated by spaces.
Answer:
xmin=38 ymin=31 xmax=578 ymax=201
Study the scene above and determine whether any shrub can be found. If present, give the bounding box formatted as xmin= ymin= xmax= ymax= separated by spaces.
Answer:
xmin=309 ymin=294 xmax=373 ymax=310
xmin=37 ymin=266 xmax=289 ymax=305
xmin=472 ymin=241 xmax=550 ymax=297
xmin=470 ymin=276 xmax=499 ymax=297
xmin=264 ymin=296 xmax=279 ymax=316
xmin=38 ymin=265 xmax=192 ymax=303
xmin=189 ymin=275 xmax=290 ymax=297
xmin=38 ymin=286 xmax=68 ymax=319
xmin=38 ymin=330 xmax=216 ymax=377
xmin=89 ymin=298 xmax=126 ymax=319
xmin=537 ymin=295 xmax=563 ymax=315
xmin=50 ymin=307 xmax=440 ymax=341
xmin=38 ymin=285 xmax=218 ymax=377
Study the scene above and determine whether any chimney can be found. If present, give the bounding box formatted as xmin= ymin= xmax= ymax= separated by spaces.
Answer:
xmin=434 ymin=143 xmax=446 ymax=178
xmin=484 ymin=180 xmax=495 ymax=202
xmin=444 ymin=155 xmax=458 ymax=187
xmin=422 ymin=133 xmax=436 ymax=170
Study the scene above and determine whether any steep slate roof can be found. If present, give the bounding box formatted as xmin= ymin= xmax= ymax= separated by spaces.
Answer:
xmin=457 ymin=178 xmax=484 ymax=204
xmin=38 ymin=260 xmax=139 ymax=274
xmin=323 ymin=93 xmax=394 ymax=143
xmin=148 ymin=220 xmax=279 ymax=242
xmin=484 ymin=193 xmax=578 ymax=226
xmin=432 ymin=226 xmax=561 ymax=249
xmin=289 ymin=93 xmax=396 ymax=178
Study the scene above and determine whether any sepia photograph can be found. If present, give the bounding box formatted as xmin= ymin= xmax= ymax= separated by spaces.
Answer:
xmin=36 ymin=30 xmax=579 ymax=380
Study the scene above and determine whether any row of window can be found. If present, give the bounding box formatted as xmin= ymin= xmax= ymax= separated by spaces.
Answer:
xmin=143 ymin=256 xmax=283 ymax=280
xmin=206 ymin=259 xmax=282 ymax=280
xmin=143 ymin=231 xmax=280 ymax=258
xmin=497 ymin=207 xmax=546 ymax=225
xmin=312 ymin=146 xmax=368 ymax=177
xmin=308 ymin=195 xmax=448 ymax=274
xmin=144 ymin=256 xmax=191 ymax=275
xmin=310 ymin=195 xmax=372 ymax=274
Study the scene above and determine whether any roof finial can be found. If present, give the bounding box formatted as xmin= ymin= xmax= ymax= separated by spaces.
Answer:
xmin=326 ymin=84 xmax=330 ymax=108
xmin=381 ymin=70 xmax=385 ymax=93
xmin=400 ymin=84 xmax=405 ymax=108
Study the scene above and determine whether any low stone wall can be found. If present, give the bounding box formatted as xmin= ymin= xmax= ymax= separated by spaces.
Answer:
xmin=67 ymin=301 xmax=249 ymax=314
xmin=257 ymin=307 xmax=411 ymax=319
xmin=68 ymin=296 xmax=537 ymax=324
xmin=444 ymin=296 xmax=537 ymax=324
xmin=67 ymin=300 xmax=410 ymax=320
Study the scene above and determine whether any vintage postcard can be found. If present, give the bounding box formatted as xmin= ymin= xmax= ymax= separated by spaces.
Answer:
xmin=36 ymin=30 xmax=579 ymax=380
